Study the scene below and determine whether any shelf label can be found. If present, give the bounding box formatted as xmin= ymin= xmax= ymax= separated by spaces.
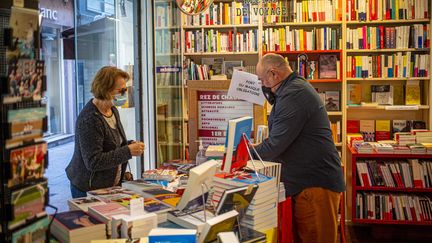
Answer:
xmin=384 ymin=106 xmax=419 ymax=110
xmin=198 ymin=90 xmax=253 ymax=146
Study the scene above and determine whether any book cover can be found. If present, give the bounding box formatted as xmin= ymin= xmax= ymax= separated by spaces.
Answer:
xmin=53 ymin=210 xmax=103 ymax=231
xmin=405 ymin=80 xmax=421 ymax=105
xmin=144 ymin=198 xmax=171 ymax=213
xmin=392 ymin=120 xmax=410 ymax=134
xmin=371 ymin=85 xmax=393 ymax=105
xmin=141 ymin=188 xmax=182 ymax=208
xmin=149 ymin=228 xmax=197 ymax=243
xmin=223 ymin=116 xmax=253 ymax=173
xmin=88 ymin=203 xmax=130 ymax=222
xmin=68 ymin=196 xmax=106 ymax=212
xmin=392 ymin=84 xmax=404 ymax=105
xmin=360 ymin=120 xmax=375 ymax=142
xmin=375 ymin=120 xmax=391 ymax=141
xmin=324 ymin=91 xmax=340 ymax=111
xmin=318 ymin=54 xmax=338 ymax=79
xmin=347 ymin=120 xmax=360 ymax=133
xmin=347 ymin=84 xmax=362 ymax=105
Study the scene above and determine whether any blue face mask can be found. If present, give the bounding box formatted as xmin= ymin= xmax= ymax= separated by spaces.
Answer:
xmin=113 ymin=93 xmax=127 ymax=106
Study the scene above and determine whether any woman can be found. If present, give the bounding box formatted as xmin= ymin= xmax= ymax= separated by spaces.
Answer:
xmin=66 ymin=66 xmax=144 ymax=198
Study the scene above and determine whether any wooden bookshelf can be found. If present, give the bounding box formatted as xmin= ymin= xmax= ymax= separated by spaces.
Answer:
xmin=184 ymin=52 xmax=259 ymax=56
xmin=182 ymin=24 xmax=259 ymax=29
xmin=347 ymin=146 xmax=432 ymax=225
xmin=264 ymin=50 xmax=342 ymax=55
xmin=308 ymin=79 xmax=342 ymax=83
xmin=346 ymin=48 xmax=430 ymax=53
xmin=347 ymin=105 xmax=430 ymax=110
xmin=346 ymin=19 xmax=430 ymax=25
xmin=263 ymin=21 xmax=342 ymax=27
xmin=346 ymin=77 xmax=430 ymax=82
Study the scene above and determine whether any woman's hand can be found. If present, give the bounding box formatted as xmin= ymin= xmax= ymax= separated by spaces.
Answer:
xmin=128 ymin=141 xmax=145 ymax=156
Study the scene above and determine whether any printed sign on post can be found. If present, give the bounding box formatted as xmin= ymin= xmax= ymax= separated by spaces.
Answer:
xmin=228 ymin=70 xmax=265 ymax=106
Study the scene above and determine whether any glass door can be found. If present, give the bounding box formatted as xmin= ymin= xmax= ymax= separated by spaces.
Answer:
xmin=153 ymin=0 xmax=185 ymax=166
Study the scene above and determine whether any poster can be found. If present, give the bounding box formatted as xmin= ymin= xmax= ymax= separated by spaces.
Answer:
xmin=198 ymin=91 xmax=253 ymax=146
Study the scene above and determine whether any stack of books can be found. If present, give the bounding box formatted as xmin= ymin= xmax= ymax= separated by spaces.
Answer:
xmin=414 ymin=131 xmax=432 ymax=144
xmin=50 ymin=211 xmax=106 ymax=242
xmin=67 ymin=196 xmax=106 ymax=212
xmin=395 ymin=132 xmax=416 ymax=145
xmin=120 ymin=213 xmax=158 ymax=239
xmin=212 ymin=172 xmax=278 ymax=232
xmin=407 ymin=144 xmax=427 ymax=154
xmin=87 ymin=203 xmax=130 ymax=237
xmin=373 ymin=143 xmax=394 ymax=154
xmin=354 ymin=142 xmax=374 ymax=153
xmin=392 ymin=144 xmax=412 ymax=154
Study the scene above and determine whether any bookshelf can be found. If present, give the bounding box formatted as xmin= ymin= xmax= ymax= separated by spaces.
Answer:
xmin=158 ymin=1 xmax=432 ymax=179
xmin=347 ymin=146 xmax=432 ymax=225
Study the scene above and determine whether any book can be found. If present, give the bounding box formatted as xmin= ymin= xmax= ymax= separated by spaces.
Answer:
xmin=347 ymin=120 xmax=360 ymax=133
xmin=222 ymin=116 xmax=253 ymax=173
xmin=348 ymin=84 xmax=362 ymax=105
xmin=68 ymin=196 xmax=106 ymax=212
xmin=149 ymin=228 xmax=197 ymax=243
xmin=121 ymin=179 xmax=163 ymax=193
xmin=324 ymin=91 xmax=340 ymax=111
xmin=405 ymin=80 xmax=421 ymax=105
xmin=140 ymin=188 xmax=182 ymax=208
xmin=371 ymin=85 xmax=393 ymax=105
xmin=176 ymin=160 xmax=218 ymax=211
xmin=121 ymin=213 xmax=158 ymax=239
xmin=375 ymin=120 xmax=391 ymax=141
xmin=318 ymin=54 xmax=338 ymax=79
xmin=215 ymin=185 xmax=258 ymax=216
xmin=360 ymin=120 xmax=376 ymax=142
xmin=217 ymin=232 xmax=239 ymax=243
xmin=50 ymin=211 xmax=106 ymax=243
xmin=198 ymin=210 xmax=238 ymax=243
xmin=87 ymin=203 xmax=130 ymax=223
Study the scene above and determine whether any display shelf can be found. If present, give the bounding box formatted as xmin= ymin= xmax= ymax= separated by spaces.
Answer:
xmin=346 ymin=77 xmax=430 ymax=82
xmin=308 ymin=79 xmax=342 ymax=83
xmin=263 ymin=21 xmax=342 ymax=27
xmin=355 ymin=186 xmax=432 ymax=193
xmin=155 ymin=26 xmax=180 ymax=30
xmin=347 ymin=105 xmax=430 ymax=110
xmin=346 ymin=19 xmax=431 ymax=25
xmin=346 ymin=48 xmax=430 ymax=53
xmin=328 ymin=111 xmax=343 ymax=116
xmin=352 ymin=219 xmax=432 ymax=225
xmin=157 ymin=117 xmax=188 ymax=122
xmin=335 ymin=142 xmax=343 ymax=146
xmin=182 ymin=24 xmax=259 ymax=29
xmin=348 ymin=145 xmax=432 ymax=159
xmin=157 ymin=86 xmax=183 ymax=89
xmin=184 ymin=52 xmax=259 ymax=56
xmin=264 ymin=50 xmax=342 ymax=55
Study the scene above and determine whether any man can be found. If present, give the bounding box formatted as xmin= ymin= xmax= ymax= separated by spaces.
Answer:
xmin=254 ymin=53 xmax=345 ymax=243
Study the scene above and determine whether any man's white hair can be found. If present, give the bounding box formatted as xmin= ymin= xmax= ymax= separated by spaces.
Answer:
xmin=259 ymin=53 xmax=290 ymax=72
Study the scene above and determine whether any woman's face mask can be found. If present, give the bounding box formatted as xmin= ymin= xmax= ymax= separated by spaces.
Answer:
xmin=112 ymin=88 xmax=127 ymax=106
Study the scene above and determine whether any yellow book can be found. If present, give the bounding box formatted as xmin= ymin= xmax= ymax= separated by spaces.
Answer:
xmin=217 ymin=31 xmax=221 ymax=52
xmin=376 ymin=120 xmax=391 ymax=132
xmin=348 ymin=83 xmax=362 ymax=105
xmin=405 ymin=80 xmax=421 ymax=105
xmin=223 ymin=3 xmax=229 ymax=25
xmin=236 ymin=2 xmax=242 ymax=25
xmin=299 ymin=29 xmax=304 ymax=51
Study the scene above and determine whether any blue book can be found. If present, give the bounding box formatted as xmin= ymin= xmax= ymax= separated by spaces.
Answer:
xmin=149 ymin=228 xmax=197 ymax=243
xmin=223 ymin=116 xmax=253 ymax=172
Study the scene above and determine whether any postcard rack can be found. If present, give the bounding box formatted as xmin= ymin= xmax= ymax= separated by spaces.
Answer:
xmin=0 ymin=1 xmax=51 ymax=242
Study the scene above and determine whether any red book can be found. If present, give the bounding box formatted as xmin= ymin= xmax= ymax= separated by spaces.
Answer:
xmin=351 ymin=0 xmax=356 ymax=20
xmin=228 ymin=31 xmax=233 ymax=52
xmin=377 ymin=55 xmax=381 ymax=76
xmin=347 ymin=120 xmax=360 ymax=133
xmin=352 ymin=56 xmax=356 ymax=77
xmin=206 ymin=14 xmax=210 ymax=25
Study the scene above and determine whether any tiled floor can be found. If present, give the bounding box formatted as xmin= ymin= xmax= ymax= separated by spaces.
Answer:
xmin=45 ymin=142 xmax=74 ymax=214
